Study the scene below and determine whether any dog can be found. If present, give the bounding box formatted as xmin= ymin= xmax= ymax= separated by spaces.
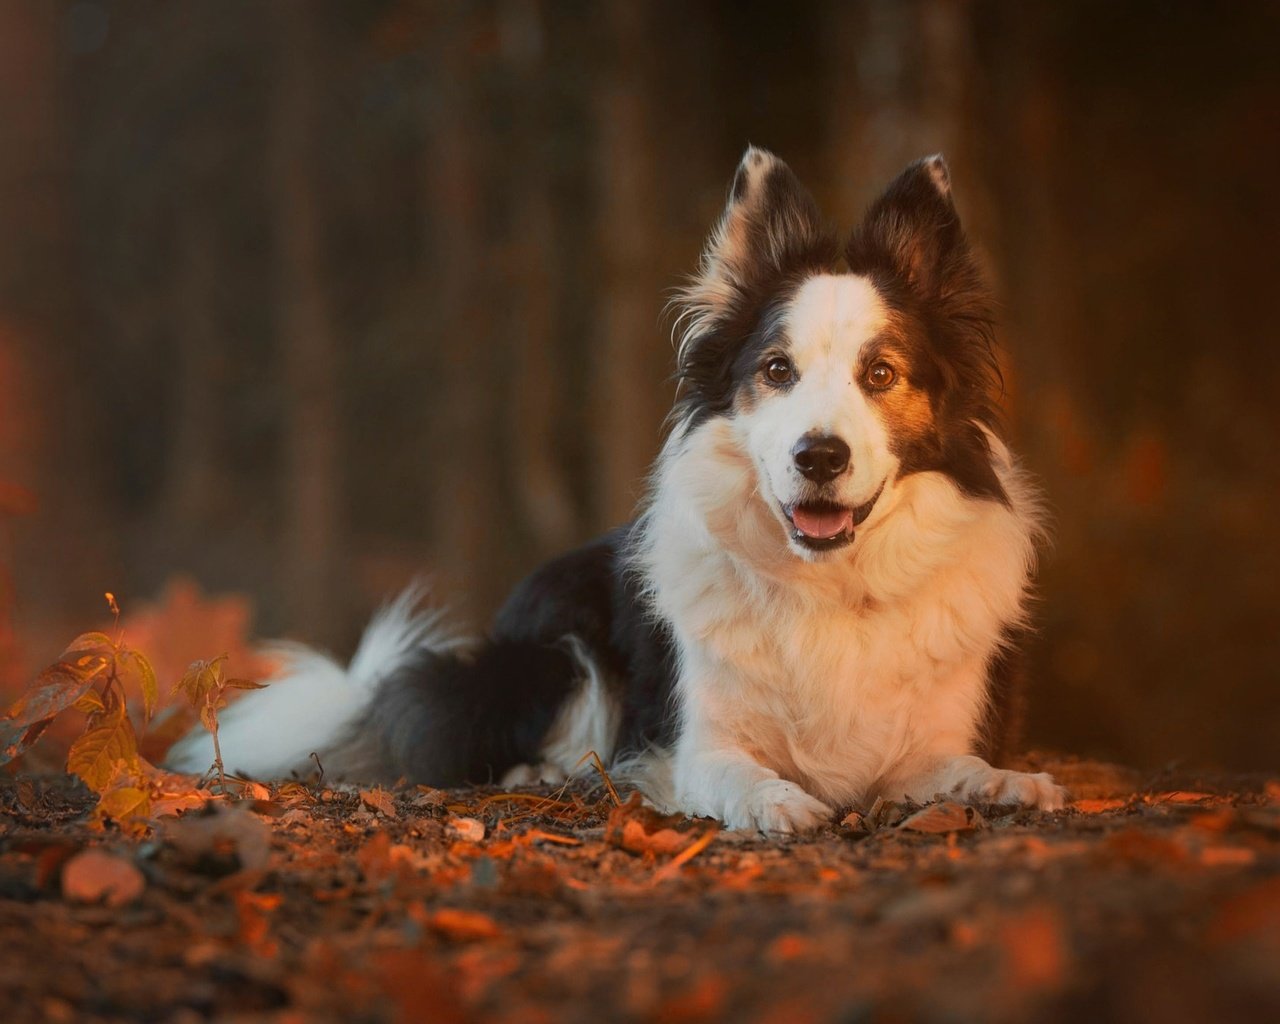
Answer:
xmin=168 ymin=148 xmax=1066 ymax=832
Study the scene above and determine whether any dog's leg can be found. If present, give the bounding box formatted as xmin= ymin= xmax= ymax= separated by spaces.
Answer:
xmin=676 ymin=743 xmax=833 ymax=833
xmin=885 ymin=754 xmax=1067 ymax=810
xmin=672 ymin=703 xmax=832 ymax=833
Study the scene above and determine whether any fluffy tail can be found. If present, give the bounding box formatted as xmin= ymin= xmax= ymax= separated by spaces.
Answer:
xmin=165 ymin=585 xmax=464 ymax=781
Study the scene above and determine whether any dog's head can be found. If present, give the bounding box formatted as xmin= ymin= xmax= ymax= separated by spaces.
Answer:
xmin=672 ymin=148 xmax=1005 ymax=560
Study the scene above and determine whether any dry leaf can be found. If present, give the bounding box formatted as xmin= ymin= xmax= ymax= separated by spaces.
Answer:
xmin=1071 ymin=798 xmax=1129 ymax=814
xmin=1199 ymin=846 xmax=1256 ymax=868
xmin=95 ymin=786 xmax=151 ymax=827
xmin=605 ymin=792 xmax=699 ymax=857
xmin=997 ymin=906 xmax=1069 ymax=992
xmin=899 ymin=801 xmax=984 ymax=834
xmin=618 ymin=818 xmax=688 ymax=856
xmin=1153 ymin=791 xmax=1217 ymax=805
xmin=361 ymin=788 xmax=397 ymax=818
xmin=427 ymin=908 xmax=502 ymax=942
xmin=413 ymin=787 xmax=447 ymax=809
xmin=164 ymin=805 xmax=271 ymax=872
xmin=62 ymin=849 xmax=145 ymax=907
xmin=448 ymin=816 xmax=485 ymax=842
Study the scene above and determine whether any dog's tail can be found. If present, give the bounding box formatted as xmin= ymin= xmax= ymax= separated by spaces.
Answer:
xmin=164 ymin=585 xmax=460 ymax=781
xmin=164 ymin=585 xmax=583 ymax=785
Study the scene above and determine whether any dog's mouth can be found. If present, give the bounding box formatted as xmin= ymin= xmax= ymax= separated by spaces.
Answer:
xmin=783 ymin=482 xmax=884 ymax=552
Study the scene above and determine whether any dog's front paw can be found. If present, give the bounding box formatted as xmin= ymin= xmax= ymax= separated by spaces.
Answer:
xmin=952 ymin=762 xmax=1067 ymax=811
xmin=728 ymin=779 xmax=832 ymax=834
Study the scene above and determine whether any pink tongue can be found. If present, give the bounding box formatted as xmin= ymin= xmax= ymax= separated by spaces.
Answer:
xmin=791 ymin=505 xmax=853 ymax=540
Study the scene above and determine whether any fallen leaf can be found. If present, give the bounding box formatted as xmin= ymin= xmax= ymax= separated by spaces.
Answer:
xmin=899 ymin=801 xmax=985 ymax=834
xmin=619 ymin=818 xmax=687 ymax=856
xmin=1153 ymin=791 xmax=1217 ymax=805
xmin=605 ymin=792 xmax=700 ymax=857
xmin=241 ymin=781 xmax=272 ymax=802
xmin=1208 ymin=876 xmax=1280 ymax=944
xmin=427 ymin=907 xmax=502 ymax=942
xmin=361 ymin=787 xmax=397 ymax=818
xmin=95 ymin=786 xmax=151 ymax=828
xmin=447 ymin=816 xmax=485 ymax=842
xmin=1071 ymin=798 xmax=1129 ymax=814
xmin=1198 ymin=846 xmax=1256 ymax=868
xmin=151 ymin=790 xmax=208 ymax=818
xmin=413 ymin=787 xmax=447 ymax=809
xmin=164 ymin=804 xmax=272 ymax=872
xmin=62 ymin=849 xmax=145 ymax=907
xmin=997 ymin=905 xmax=1069 ymax=992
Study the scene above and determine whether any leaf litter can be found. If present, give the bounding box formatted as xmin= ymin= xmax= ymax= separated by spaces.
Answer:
xmin=0 ymin=755 xmax=1278 ymax=1022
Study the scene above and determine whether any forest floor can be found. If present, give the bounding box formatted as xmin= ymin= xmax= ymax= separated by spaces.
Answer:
xmin=1 ymin=755 xmax=1279 ymax=1024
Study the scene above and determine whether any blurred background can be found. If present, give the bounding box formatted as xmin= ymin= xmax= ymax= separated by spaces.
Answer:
xmin=0 ymin=0 xmax=1276 ymax=771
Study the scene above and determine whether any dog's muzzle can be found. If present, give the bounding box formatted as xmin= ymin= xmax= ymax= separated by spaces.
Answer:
xmin=783 ymin=480 xmax=885 ymax=552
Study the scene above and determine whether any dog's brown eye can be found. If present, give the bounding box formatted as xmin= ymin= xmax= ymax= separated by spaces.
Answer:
xmin=764 ymin=356 xmax=794 ymax=386
xmin=865 ymin=362 xmax=896 ymax=389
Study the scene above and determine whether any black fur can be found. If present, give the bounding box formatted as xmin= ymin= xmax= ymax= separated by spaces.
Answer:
xmin=846 ymin=158 xmax=1007 ymax=504
xmin=674 ymin=159 xmax=840 ymax=429
xmin=348 ymin=527 xmax=677 ymax=785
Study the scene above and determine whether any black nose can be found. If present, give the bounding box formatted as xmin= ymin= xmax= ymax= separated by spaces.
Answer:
xmin=792 ymin=434 xmax=851 ymax=484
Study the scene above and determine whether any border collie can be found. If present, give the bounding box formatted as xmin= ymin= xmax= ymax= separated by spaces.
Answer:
xmin=169 ymin=148 xmax=1066 ymax=832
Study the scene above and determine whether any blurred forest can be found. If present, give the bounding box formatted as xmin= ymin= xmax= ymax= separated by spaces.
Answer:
xmin=0 ymin=0 xmax=1276 ymax=771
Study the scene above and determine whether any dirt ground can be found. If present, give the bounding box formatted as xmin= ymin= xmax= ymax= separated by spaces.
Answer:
xmin=1 ymin=755 xmax=1278 ymax=1024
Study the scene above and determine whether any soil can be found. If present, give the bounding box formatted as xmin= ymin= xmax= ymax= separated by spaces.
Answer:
xmin=1 ymin=755 xmax=1278 ymax=1024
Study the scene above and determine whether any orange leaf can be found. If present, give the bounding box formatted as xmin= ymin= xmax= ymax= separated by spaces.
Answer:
xmin=1071 ymin=798 xmax=1129 ymax=814
xmin=62 ymin=849 xmax=145 ymax=907
xmin=360 ymin=788 xmax=397 ymax=818
xmin=899 ymin=801 xmax=984 ymax=834
xmin=427 ymin=908 xmax=502 ymax=942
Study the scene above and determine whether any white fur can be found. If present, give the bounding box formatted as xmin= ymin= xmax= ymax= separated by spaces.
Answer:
xmin=742 ymin=274 xmax=896 ymax=556
xmin=633 ymin=340 xmax=1062 ymax=831
xmin=166 ymin=585 xmax=463 ymax=779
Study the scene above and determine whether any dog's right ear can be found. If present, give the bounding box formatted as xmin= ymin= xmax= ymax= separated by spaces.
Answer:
xmin=674 ymin=147 xmax=834 ymax=375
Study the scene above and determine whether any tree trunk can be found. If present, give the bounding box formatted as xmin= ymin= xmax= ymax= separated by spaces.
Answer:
xmin=422 ymin=3 xmax=501 ymax=622
xmin=273 ymin=1 xmax=343 ymax=640
xmin=501 ymin=0 xmax=577 ymax=560
xmin=592 ymin=0 xmax=663 ymax=530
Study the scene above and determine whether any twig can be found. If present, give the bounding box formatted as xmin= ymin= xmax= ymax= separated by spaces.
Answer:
xmin=653 ymin=826 xmax=720 ymax=883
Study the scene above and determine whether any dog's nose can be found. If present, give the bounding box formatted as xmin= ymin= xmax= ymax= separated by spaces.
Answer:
xmin=792 ymin=434 xmax=851 ymax=484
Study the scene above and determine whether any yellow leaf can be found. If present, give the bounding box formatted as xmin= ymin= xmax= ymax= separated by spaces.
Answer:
xmin=67 ymin=705 xmax=140 ymax=794
xmin=97 ymin=785 xmax=151 ymax=824
xmin=74 ymin=689 xmax=106 ymax=715
xmin=119 ymin=649 xmax=159 ymax=723
xmin=61 ymin=632 xmax=115 ymax=660
xmin=172 ymin=656 xmax=226 ymax=706
xmin=225 ymin=678 xmax=267 ymax=691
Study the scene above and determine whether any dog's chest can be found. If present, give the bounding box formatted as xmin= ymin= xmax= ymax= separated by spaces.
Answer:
xmin=700 ymin=574 xmax=994 ymax=799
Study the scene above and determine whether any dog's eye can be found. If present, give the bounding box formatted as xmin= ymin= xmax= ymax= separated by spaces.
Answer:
xmin=865 ymin=362 xmax=896 ymax=389
xmin=763 ymin=356 xmax=794 ymax=386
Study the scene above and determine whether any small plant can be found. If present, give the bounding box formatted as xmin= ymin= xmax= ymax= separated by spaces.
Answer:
xmin=0 ymin=592 xmax=266 ymax=830
xmin=0 ymin=594 xmax=159 ymax=828
xmin=170 ymin=655 xmax=264 ymax=794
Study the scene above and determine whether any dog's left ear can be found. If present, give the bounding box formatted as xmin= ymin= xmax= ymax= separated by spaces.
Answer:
xmin=847 ymin=154 xmax=970 ymax=297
